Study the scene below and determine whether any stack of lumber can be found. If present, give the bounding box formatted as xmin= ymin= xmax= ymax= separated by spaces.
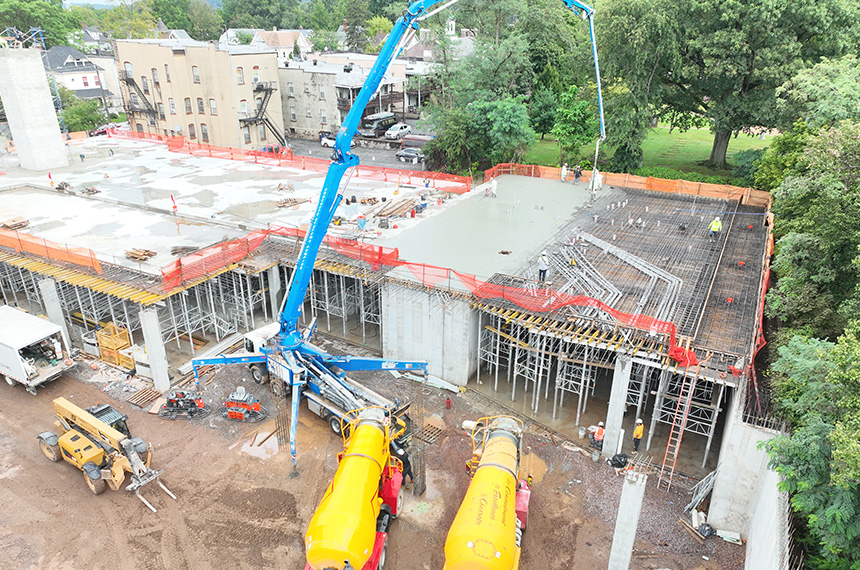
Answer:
xmin=125 ymin=249 xmax=157 ymax=261
xmin=277 ymin=197 xmax=311 ymax=209
xmin=1 ymin=216 xmax=29 ymax=230
xmin=374 ymin=198 xmax=416 ymax=219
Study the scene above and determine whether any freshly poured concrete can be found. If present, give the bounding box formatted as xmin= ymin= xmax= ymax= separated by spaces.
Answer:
xmin=379 ymin=175 xmax=595 ymax=281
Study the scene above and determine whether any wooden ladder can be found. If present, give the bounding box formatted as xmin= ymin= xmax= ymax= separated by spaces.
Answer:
xmin=658 ymin=363 xmax=701 ymax=491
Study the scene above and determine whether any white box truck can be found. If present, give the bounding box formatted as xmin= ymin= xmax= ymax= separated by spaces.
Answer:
xmin=0 ymin=306 xmax=73 ymax=395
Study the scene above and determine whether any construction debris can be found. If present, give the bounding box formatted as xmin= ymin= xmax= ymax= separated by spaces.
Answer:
xmin=277 ymin=197 xmax=311 ymax=209
xmin=375 ymin=198 xmax=416 ymax=218
xmin=171 ymin=245 xmax=199 ymax=256
xmin=125 ymin=249 xmax=157 ymax=261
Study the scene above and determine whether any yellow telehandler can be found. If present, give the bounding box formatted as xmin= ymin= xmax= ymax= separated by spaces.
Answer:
xmin=37 ymin=397 xmax=176 ymax=512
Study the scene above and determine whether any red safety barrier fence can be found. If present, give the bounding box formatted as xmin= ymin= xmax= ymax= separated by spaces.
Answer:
xmin=0 ymin=229 xmax=102 ymax=274
xmin=109 ymin=129 xmax=471 ymax=194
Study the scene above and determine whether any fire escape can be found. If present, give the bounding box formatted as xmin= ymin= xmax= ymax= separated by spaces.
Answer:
xmin=120 ymin=71 xmax=157 ymax=119
xmin=239 ymin=81 xmax=286 ymax=147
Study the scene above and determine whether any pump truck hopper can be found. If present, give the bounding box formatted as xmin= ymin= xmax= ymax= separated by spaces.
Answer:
xmin=37 ymin=397 xmax=176 ymax=512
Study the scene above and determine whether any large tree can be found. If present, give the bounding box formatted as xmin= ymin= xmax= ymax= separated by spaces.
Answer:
xmin=777 ymin=55 xmax=860 ymax=131
xmin=187 ymin=0 xmax=223 ymax=41
xmin=765 ymin=330 xmax=860 ymax=568
xmin=599 ymin=0 xmax=858 ymax=168
xmin=151 ymin=0 xmax=191 ymax=31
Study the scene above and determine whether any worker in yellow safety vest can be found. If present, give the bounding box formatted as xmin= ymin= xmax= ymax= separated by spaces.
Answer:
xmin=632 ymin=418 xmax=644 ymax=454
xmin=708 ymin=216 xmax=722 ymax=242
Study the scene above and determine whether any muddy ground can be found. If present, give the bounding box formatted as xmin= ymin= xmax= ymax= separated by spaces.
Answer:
xmin=0 ymin=334 xmax=744 ymax=570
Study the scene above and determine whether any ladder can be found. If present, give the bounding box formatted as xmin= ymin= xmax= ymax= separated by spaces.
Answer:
xmin=657 ymin=362 xmax=701 ymax=491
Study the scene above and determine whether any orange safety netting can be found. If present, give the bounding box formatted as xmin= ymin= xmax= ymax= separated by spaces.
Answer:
xmin=485 ymin=163 xmax=770 ymax=207
xmin=0 ymin=229 xmax=102 ymax=274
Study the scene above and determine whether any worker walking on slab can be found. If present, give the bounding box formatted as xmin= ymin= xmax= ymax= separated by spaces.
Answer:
xmin=632 ymin=418 xmax=644 ymax=454
xmin=537 ymin=251 xmax=550 ymax=282
xmin=708 ymin=216 xmax=722 ymax=242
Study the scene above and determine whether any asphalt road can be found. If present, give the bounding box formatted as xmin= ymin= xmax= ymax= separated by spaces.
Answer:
xmin=286 ymin=136 xmax=427 ymax=171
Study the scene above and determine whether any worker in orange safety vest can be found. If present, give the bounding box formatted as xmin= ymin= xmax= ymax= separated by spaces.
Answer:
xmin=589 ymin=421 xmax=605 ymax=450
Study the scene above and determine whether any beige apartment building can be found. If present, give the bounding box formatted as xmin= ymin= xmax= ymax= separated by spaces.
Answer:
xmin=115 ymin=39 xmax=285 ymax=149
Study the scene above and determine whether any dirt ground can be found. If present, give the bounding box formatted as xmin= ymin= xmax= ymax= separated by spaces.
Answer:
xmin=0 ymin=335 xmax=745 ymax=570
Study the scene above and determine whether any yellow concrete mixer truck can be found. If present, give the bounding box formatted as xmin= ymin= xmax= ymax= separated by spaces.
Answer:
xmin=444 ymin=416 xmax=531 ymax=570
xmin=304 ymin=406 xmax=408 ymax=570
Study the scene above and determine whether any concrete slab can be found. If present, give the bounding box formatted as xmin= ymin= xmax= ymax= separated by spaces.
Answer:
xmin=379 ymin=175 xmax=594 ymax=280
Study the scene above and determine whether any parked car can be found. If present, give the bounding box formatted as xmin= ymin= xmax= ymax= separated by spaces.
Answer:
xmin=88 ymin=124 xmax=111 ymax=136
xmin=385 ymin=123 xmax=412 ymax=139
xmin=321 ymin=135 xmax=355 ymax=148
xmin=395 ymin=148 xmax=425 ymax=163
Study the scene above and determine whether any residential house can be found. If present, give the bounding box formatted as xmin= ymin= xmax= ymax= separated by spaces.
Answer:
xmin=279 ymin=59 xmax=403 ymax=138
xmin=253 ymin=30 xmax=313 ymax=65
xmin=154 ymin=19 xmax=192 ymax=41
xmin=115 ymin=38 xmax=284 ymax=149
xmin=43 ymin=45 xmax=122 ymax=114
xmin=72 ymin=25 xmax=113 ymax=55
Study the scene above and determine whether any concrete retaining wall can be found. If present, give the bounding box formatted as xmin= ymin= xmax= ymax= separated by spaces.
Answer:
xmin=745 ymin=468 xmax=789 ymax=570
xmin=380 ymin=285 xmax=477 ymax=385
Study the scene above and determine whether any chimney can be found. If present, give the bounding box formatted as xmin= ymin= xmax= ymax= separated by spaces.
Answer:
xmin=343 ymin=19 xmax=347 ymax=31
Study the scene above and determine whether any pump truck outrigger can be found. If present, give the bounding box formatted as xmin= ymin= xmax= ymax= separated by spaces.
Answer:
xmin=37 ymin=397 xmax=176 ymax=512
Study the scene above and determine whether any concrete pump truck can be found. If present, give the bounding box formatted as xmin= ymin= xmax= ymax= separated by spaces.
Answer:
xmin=194 ymin=0 xmax=604 ymax=567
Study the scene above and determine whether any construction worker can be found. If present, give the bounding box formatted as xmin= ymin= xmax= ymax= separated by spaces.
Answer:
xmin=632 ymin=418 xmax=644 ymax=454
xmin=589 ymin=421 xmax=605 ymax=450
xmin=396 ymin=447 xmax=414 ymax=486
xmin=708 ymin=216 xmax=722 ymax=242
xmin=537 ymin=251 xmax=550 ymax=282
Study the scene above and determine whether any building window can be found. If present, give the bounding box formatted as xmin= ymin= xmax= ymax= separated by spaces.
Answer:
xmin=169 ymin=98 xmax=176 ymax=114
xmin=319 ymin=85 xmax=325 ymax=99
xmin=123 ymin=62 xmax=133 ymax=78
xmin=94 ymin=75 xmax=100 ymax=86
xmin=256 ymin=97 xmax=262 ymax=110
xmin=201 ymin=123 xmax=209 ymax=142
xmin=136 ymin=123 xmax=143 ymax=133
xmin=236 ymin=67 xmax=244 ymax=84
xmin=164 ymin=64 xmax=171 ymax=82
xmin=320 ymin=109 xmax=327 ymax=124
xmin=240 ymin=99 xmax=248 ymax=114
xmin=304 ymin=82 xmax=309 ymax=93
xmin=149 ymin=116 xmax=156 ymax=126
xmin=82 ymin=76 xmax=89 ymax=87
xmin=252 ymin=65 xmax=260 ymax=83
xmin=158 ymin=103 xmax=165 ymax=120
xmin=151 ymin=68 xmax=159 ymax=85
xmin=306 ymin=107 xmax=311 ymax=117
xmin=258 ymin=124 xmax=266 ymax=140
xmin=290 ymin=106 xmax=296 ymax=121
xmin=141 ymin=76 xmax=148 ymax=93
xmin=192 ymin=66 xmax=200 ymax=83
xmin=188 ymin=124 xmax=196 ymax=139
xmin=242 ymin=125 xmax=251 ymax=143
xmin=288 ymin=82 xmax=294 ymax=96
xmin=209 ymin=98 xmax=217 ymax=115
xmin=197 ymin=98 xmax=204 ymax=114
xmin=131 ymin=93 xmax=139 ymax=106
xmin=184 ymin=98 xmax=192 ymax=114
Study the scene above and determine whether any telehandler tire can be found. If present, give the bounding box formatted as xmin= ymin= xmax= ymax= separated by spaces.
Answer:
xmin=40 ymin=439 xmax=61 ymax=462
xmin=84 ymin=470 xmax=106 ymax=495
xmin=250 ymin=364 xmax=269 ymax=384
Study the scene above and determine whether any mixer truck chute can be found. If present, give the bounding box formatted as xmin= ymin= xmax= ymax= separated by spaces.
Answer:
xmin=444 ymin=417 xmax=531 ymax=570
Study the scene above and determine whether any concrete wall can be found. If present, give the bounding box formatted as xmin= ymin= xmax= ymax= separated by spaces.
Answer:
xmin=709 ymin=391 xmax=779 ymax=538
xmin=380 ymin=285 xmax=477 ymax=385
xmin=0 ymin=50 xmax=69 ymax=171
xmin=745 ymin=468 xmax=789 ymax=570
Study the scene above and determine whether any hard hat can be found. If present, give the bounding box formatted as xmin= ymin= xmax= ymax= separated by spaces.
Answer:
xmin=636 ymin=418 xmax=643 ymax=424
xmin=397 ymin=448 xmax=404 ymax=456
xmin=598 ymin=421 xmax=604 ymax=427
xmin=542 ymin=250 xmax=548 ymax=255
xmin=715 ymin=216 xmax=720 ymax=221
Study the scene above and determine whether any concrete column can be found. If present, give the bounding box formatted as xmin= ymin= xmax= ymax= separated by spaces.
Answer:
xmin=139 ymin=307 xmax=170 ymax=392
xmin=608 ymin=471 xmax=648 ymax=570
xmin=0 ymin=50 xmax=69 ymax=170
xmin=602 ymin=354 xmax=632 ymax=458
xmin=37 ymin=278 xmax=70 ymax=350
xmin=268 ymin=265 xmax=282 ymax=317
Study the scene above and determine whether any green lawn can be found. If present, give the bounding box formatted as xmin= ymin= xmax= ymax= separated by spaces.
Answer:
xmin=525 ymin=126 xmax=772 ymax=177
